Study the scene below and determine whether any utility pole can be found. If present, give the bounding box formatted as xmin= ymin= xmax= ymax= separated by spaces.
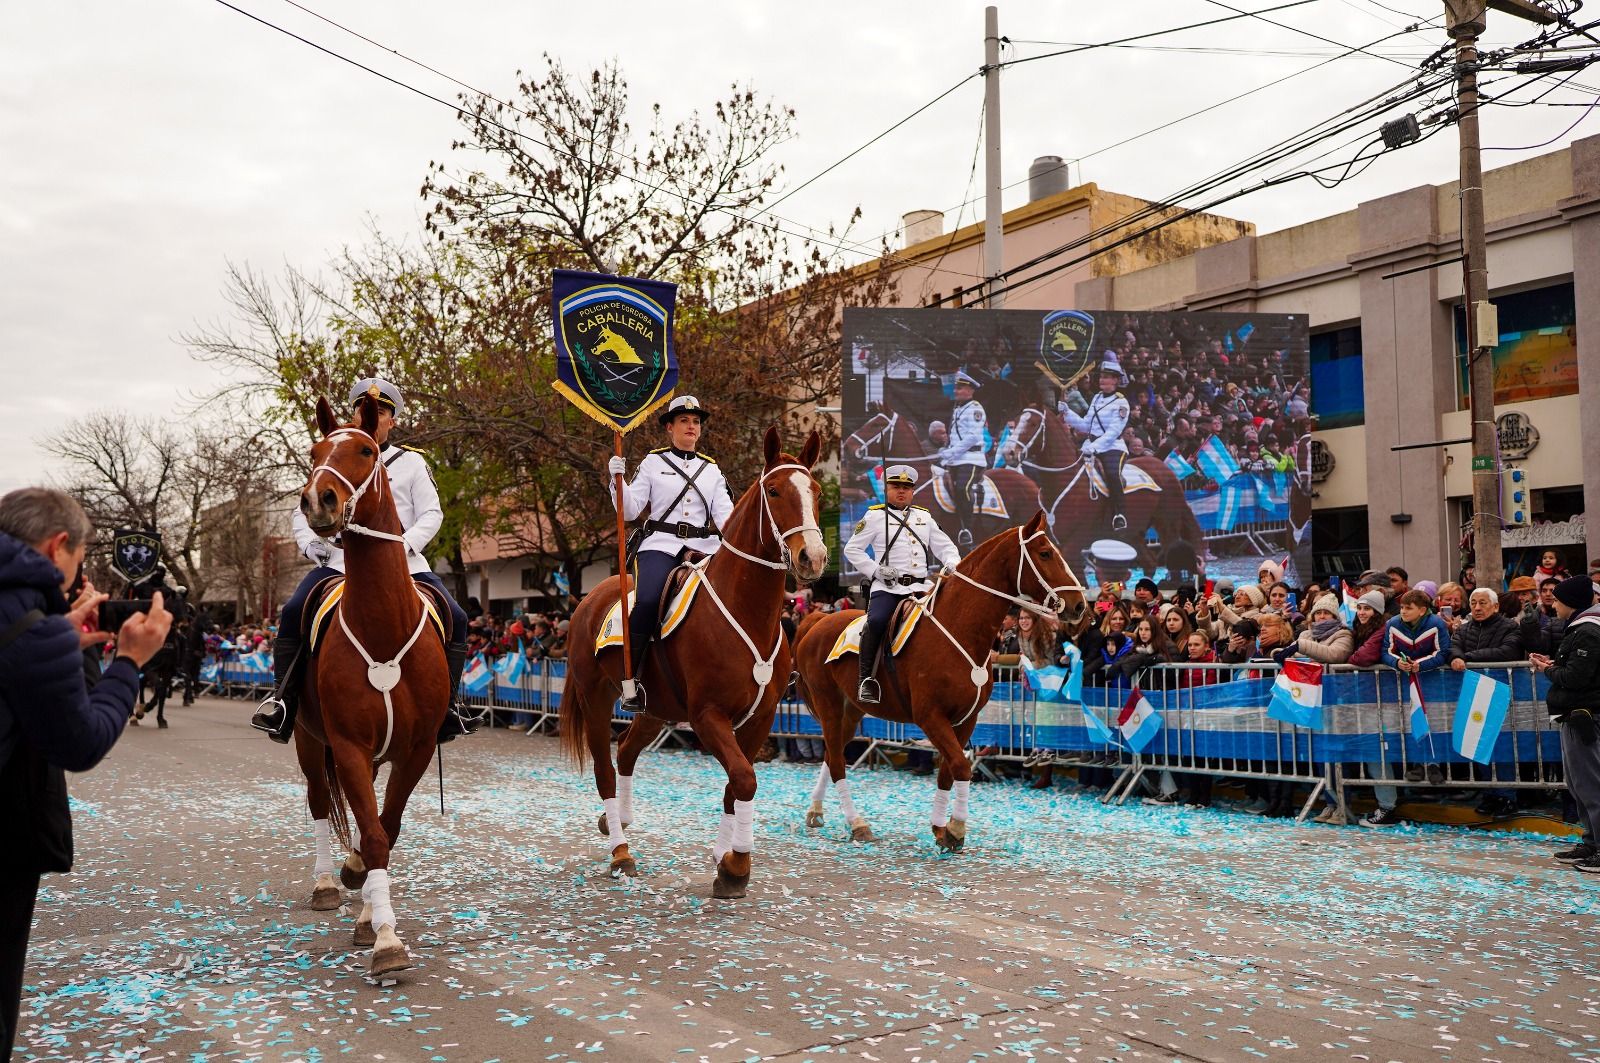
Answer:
xmin=1443 ymin=0 xmax=1552 ymax=591
xmin=983 ymin=5 xmax=1004 ymax=309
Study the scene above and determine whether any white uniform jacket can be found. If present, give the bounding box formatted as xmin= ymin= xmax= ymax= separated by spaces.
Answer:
xmin=293 ymin=443 xmax=443 ymax=575
xmin=1061 ymin=392 xmax=1130 ymax=456
xmin=940 ymin=399 xmax=988 ymax=467
xmin=613 ymin=447 xmax=735 ymax=557
xmin=844 ymin=503 xmax=961 ymax=594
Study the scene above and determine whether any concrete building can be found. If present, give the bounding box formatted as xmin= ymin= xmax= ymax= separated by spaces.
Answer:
xmin=1072 ymin=136 xmax=1598 ymax=583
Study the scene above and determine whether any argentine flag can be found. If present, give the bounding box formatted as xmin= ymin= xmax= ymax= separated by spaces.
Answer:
xmin=1196 ymin=434 xmax=1241 ymax=484
xmin=1163 ymin=450 xmax=1198 ymax=481
xmin=1116 ymin=688 xmax=1163 ymax=753
xmin=1021 ymin=646 xmax=1082 ymax=703
xmin=494 ymin=650 xmax=527 ymax=686
xmin=462 ymin=653 xmax=492 ymax=696
xmin=1453 ymin=669 xmax=1511 ymax=765
xmin=200 ymin=659 xmax=220 ymax=685
xmin=1082 ymin=705 xmax=1116 ymax=746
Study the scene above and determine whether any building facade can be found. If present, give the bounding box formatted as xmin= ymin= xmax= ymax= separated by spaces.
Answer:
xmin=1072 ymin=136 xmax=1598 ymax=583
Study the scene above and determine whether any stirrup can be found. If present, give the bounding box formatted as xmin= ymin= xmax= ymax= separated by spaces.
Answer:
xmin=857 ymin=676 xmax=881 ymax=704
xmin=250 ymin=697 xmax=292 ymax=744
xmin=1110 ymin=513 xmax=1128 ymax=531
xmin=956 ymin=527 xmax=974 ymax=549
xmin=618 ymin=679 xmax=646 ymax=714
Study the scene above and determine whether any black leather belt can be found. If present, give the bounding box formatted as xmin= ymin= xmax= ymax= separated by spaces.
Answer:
xmin=884 ymin=574 xmax=925 ymax=586
xmin=644 ymin=519 xmax=721 ymax=539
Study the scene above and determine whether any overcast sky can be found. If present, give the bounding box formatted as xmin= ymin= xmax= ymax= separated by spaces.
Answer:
xmin=3 ymin=0 xmax=1591 ymax=492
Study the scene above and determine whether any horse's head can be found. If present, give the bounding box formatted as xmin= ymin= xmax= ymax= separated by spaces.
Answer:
xmin=1013 ymin=510 xmax=1090 ymax=633
xmin=759 ymin=425 xmax=827 ymax=583
xmin=1002 ymin=406 xmax=1045 ymax=466
xmin=300 ymin=394 xmax=386 ymax=537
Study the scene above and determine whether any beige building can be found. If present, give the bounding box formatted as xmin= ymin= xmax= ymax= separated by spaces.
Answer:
xmin=1070 ymin=137 xmax=1597 ymax=583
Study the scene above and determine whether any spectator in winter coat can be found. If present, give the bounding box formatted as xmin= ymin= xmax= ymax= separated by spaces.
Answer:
xmin=1215 ymin=583 xmax=1267 ymax=629
xmin=1448 ymin=588 xmax=1525 ymax=671
xmin=1348 ymin=592 xmax=1391 ymax=667
xmin=1531 ymin=575 xmax=1600 ymax=870
xmin=1533 ymin=549 xmax=1570 ymax=594
xmin=1294 ymin=594 xmax=1354 ymax=664
xmin=1219 ymin=617 xmax=1262 ymax=665
xmin=1381 ymin=590 xmax=1451 ymax=674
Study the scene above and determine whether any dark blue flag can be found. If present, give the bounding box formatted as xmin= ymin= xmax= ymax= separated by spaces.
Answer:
xmin=551 ymin=269 xmax=678 ymax=433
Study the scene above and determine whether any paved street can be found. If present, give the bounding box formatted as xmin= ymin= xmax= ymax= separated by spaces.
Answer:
xmin=12 ymin=696 xmax=1600 ymax=1062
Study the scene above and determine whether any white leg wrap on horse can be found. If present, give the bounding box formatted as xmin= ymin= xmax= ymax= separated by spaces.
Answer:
xmin=603 ymin=797 xmax=626 ymax=850
xmin=616 ymin=775 xmax=634 ymax=827
xmin=931 ymin=788 xmax=951 ymax=828
xmin=833 ymin=779 xmax=858 ymax=824
xmin=809 ymin=762 xmax=831 ymax=805
xmin=313 ymin=819 xmax=334 ymax=878
xmin=712 ymin=812 xmax=734 ymax=863
xmin=951 ymin=779 xmax=971 ymax=821
xmin=350 ymin=821 xmax=361 ymax=849
xmin=732 ymin=799 xmax=755 ymax=854
xmin=361 ymin=868 xmax=395 ymax=932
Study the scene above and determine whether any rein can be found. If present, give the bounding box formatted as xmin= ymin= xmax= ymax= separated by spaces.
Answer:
xmin=310 ymin=428 xmax=409 ymax=545
xmin=1009 ymin=407 xmax=1079 ymax=475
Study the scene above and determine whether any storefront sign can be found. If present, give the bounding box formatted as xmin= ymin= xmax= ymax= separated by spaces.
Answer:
xmin=1496 ymin=411 xmax=1540 ymax=459
xmin=1501 ymin=513 xmax=1584 ymax=548
xmin=1309 ymin=439 xmax=1335 ymax=483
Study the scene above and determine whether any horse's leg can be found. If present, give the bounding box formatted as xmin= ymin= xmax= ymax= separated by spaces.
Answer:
xmin=917 ymin=710 xmax=975 ymax=853
xmin=294 ymin=729 xmax=342 ymax=911
xmin=363 ymin=742 xmax=434 ymax=977
xmin=579 ymin=686 xmax=634 ymax=878
xmin=823 ymin=701 xmax=873 ymax=842
xmin=330 ymin=741 xmax=402 ymax=973
xmin=695 ymin=715 xmax=757 ymax=900
xmin=802 ymin=667 xmax=846 ymax=830
xmin=603 ymin=714 xmax=664 ymax=840
xmin=155 ymin=679 xmax=168 ymax=728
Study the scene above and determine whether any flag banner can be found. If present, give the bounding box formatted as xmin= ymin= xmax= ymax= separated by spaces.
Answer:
xmin=1020 ymin=646 xmax=1083 ymax=703
xmin=1163 ymin=450 xmax=1198 ymax=480
xmin=1082 ymin=705 xmax=1116 ymax=745
xmin=550 ymin=269 xmax=678 ymax=434
xmin=1267 ymin=658 xmax=1324 ymax=730
xmin=494 ymin=650 xmax=527 ymax=686
xmin=1339 ymin=582 xmax=1361 ymax=626
xmin=1117 ymin=687 xmax=1163 ymax=753
xmin=462 ymin=653 xmax=492 ymax=696
xmin=199 ymin=659 xmax=220 ymax=684
xmin=1453 ymin=669 xmax=1512 ymax=765
xmin=1408 ymin=674 xmax=1430 ymax=744
xmin=1197 ymin=434 xmax=1241 ymax=484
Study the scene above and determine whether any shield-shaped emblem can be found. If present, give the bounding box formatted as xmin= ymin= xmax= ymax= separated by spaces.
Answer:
xmin=111 ymin=529 xmax=162 ymax=584
xmin=1038 ymin=310 xmax=1096 ymax=388
xmin=551 ymin=272 xmax=678 ymax=434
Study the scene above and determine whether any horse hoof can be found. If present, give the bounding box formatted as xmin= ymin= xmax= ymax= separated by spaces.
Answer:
xmin=353 ymin=919 xmax=377 ymax=947
xmin=849 ymin=821 xmax=877 ymax=843
xmin=935 ymin=820 xmax=967 ymax=852
xmin=597 ymin=813 xmax=609 ymax=837
xmin=369 ymin=941 xmax=410 ymax=977
xmin=129 ymin=716 xmax=140 ymax=726
xmin=804 ymin=809 xmax=825 ymax=829
xmin=610 ymin=856 xmax=637 ymax=878
xmin=157 ymin=718 xmax=168 ymax=729
xmin=340 ymin=859 xmax=368 ymax=891
xmin=711 ymin=868 xmax=749 ymax=899
xmin=310 ymin=885 xmax=343 ymax=911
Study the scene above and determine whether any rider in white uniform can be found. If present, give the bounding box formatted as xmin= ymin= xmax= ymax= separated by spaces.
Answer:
xmin=939 ymin=369 xmax=988 ymax=548
xmin=606 ymin=395 xmax=734 ymax=712
xmin=252 ymin=378 xmax=478 ymax=744
xmin=843 ymin=465 xmax=960 ymax=704
xmin=1058 ymin=354 xmax=1131 ymax=531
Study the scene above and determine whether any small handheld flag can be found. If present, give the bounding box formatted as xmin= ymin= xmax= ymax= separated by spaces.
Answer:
xmin=462 ymin=653 xmax=492 ymax=696
xmin=1116 ymin=687 xmax=1163 ymax=754
xmin=1196 ymin=434 xmax=1241 ymax=484
xmin=1407 ymin=674 xmax=1430 ymax=744
xmin=1268 ymin=658 xmax=1324 ymax=730
xmin=494 ymin=650 xmax=527 ymax=687
xmin=1163 ymin=450 xmax=1198 ymax=481
xmin=1453 ymin=669 xmax=1511 ymax=765
xmin=1082 ymin=705 xmax=1116 ymax=746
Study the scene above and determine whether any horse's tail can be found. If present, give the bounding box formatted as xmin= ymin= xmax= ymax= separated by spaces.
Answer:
xmin=559 ymin=670 xmax=589 ymax=767
xmin=323 ymin=746 xmax=355 ymax=852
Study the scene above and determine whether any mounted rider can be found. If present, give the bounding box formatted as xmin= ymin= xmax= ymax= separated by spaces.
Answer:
xmin=843 ymin=464 xmax=960 ymax=705
xmin=607 ymin=394 xmax=734 ymax=713
xmin=1058 ymin=353 xmax=1132 ymax=532
xmin=939 ymin=369 xmax=988 ymax=548
xmin=251 ymin=378 xmax=478 ymax=744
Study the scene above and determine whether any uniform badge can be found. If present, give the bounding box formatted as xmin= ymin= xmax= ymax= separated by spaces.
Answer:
xmin=551 ymin=270 xmax=678 ymax=433
xmin=111 ymin=528 xmax=162 ymax=584
xmin=1039 ymin=309 xmax=1096 ymax=389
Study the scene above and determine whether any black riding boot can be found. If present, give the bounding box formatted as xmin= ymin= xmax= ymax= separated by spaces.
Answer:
xmin=436 ymin=642 xmax=482 ymax=744
xmin=1101 ymin=453 xmax=1127 ymax=531
xmin=250 ymin=637 xmax=302 ymax=744
xmin=856 ymin=624 xmax=884 ymax=705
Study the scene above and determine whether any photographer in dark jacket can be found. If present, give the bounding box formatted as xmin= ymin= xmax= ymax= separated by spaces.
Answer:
xmin=1531 ymin=576 xmax=1600 ymax=872
xmin=0 ymin=488 xmax=171 ymax=1060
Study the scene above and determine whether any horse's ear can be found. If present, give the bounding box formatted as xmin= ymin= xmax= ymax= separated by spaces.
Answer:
xmin=357 ymin=395 xmax=379 ymax=437
xmin=315 ymin=397 xmax=337 ymax=438
xmin=763 ymin=425 xmax=780 ymax=469
xmin=799 ymin=430 xmax=822 ymax=469
xmin=1026 ymin=509 xmax=1047 ymax=534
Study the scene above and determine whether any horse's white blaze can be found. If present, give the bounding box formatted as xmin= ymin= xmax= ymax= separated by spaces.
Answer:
xmin=787 ymin=470 xmax=826 ymax=570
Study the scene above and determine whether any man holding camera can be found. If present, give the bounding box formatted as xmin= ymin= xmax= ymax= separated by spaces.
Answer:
xmin=0 ymin=487 xmax=172 ymax=1060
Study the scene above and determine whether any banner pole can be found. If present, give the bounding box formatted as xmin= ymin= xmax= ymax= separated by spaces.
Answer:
xmin=613 ymin=430 xmax=635 ymax=703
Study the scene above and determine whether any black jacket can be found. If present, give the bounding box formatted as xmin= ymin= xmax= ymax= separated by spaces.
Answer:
xmin=1546 ymin=607 xmax=1600 ymax=717
xmin=1449 ymin=613 xmax=1524 ymax=664
xmin=0 ymin=532 xmax=140 ymax=875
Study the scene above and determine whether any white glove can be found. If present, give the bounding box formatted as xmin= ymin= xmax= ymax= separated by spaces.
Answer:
xmin=607 ymin=455 xmax=627 ymax=478
xmin=306 ymin=540 xmax=333 ymax=566
xmin=941 ymin=563 xmax=957 ymax=577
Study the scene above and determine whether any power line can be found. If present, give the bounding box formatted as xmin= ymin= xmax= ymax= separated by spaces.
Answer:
xmin=1197 ymin=0 xmax=1421 ymax=68
xmin=994 ymin=0 xmax=1321 ymax=69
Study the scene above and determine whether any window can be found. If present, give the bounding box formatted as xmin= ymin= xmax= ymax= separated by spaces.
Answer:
xmin=1312 ymin=505 xmax=1370 ymax=582
xmin=1309 ymin=326 xmax=1363 ymax=429
xmin=1454 ymin=281 xmax=1577 ymax=407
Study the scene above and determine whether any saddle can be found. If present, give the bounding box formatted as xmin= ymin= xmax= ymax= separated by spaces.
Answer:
xmin=596 ymin=556 xmax=707 ymax=654
xmin=929 ymin=472 xmax=1010 ymax=519
xmin=304 ymin=575 xmax=450 ymax=658
xmin=825 ymin=597 xmax=926 ymax=666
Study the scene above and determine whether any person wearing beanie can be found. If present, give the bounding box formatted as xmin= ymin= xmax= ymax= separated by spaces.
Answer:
xmin=1414 ymin=579 xmax=1439 ymax=602
xmin=1133 ymin=577 xmax=1160 ymax=605
xmin=1256 ymin=558 xmax=1284 ymax=589
xmin=1348 ymin=592 xmax=1391 ymax=667
xmin=1532 ymin=575 xmax=1600 ymax=870
xmin=1294 ymin=593 xmax=1354 ymax=664
xmin=1214 ymin=582 xmax=1267 ymax=629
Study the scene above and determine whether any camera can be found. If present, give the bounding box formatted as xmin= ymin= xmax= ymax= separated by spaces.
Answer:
xmin=101 ymin=599 xmax=155 ymax=635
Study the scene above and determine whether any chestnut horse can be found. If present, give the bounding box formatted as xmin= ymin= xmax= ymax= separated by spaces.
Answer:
xmin=1003 ymin=405 xmax=1202 ymax=575
xmin=563 ymin=427 xmax=826 ymax=898
xmin=793 ymin=510 xmax=1090 ymax=850
xmin=290 ymin=395 xmax=450 ymax=977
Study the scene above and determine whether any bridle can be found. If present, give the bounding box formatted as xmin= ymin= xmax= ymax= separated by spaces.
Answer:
xmin=308 ymin=428 xmax=406 ymax=545
xmin=845 ymin=413 xmax=895 ymax=461
xmin=1006 ymin=406 xmax=1079 ymax=475
xmin=716 ymin=463 xmax=822 ymax=572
